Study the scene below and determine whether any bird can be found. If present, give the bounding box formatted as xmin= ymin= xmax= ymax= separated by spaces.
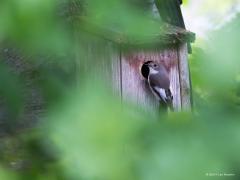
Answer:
xmin=146 ymin=61 xmax=173 ymax=111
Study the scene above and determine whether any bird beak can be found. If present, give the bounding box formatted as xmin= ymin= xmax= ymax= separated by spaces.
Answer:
xmin=144 ymin=61 xmax=153 ymax=67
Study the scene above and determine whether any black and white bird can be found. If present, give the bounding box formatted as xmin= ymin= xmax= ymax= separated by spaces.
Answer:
xmin=146 ymin=62 xmax=173 ymax=111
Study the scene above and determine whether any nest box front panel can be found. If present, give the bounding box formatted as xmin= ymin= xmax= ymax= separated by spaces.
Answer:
xmin=121 ymin=48 xmax=181 ymax=111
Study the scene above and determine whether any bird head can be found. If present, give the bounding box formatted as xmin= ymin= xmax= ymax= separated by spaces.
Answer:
xmin=147 ymin=61 xmax=159 ymax=72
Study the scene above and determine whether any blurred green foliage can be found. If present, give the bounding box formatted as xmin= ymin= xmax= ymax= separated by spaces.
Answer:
xmin=0 ymin=0 xmax=240 ymax=180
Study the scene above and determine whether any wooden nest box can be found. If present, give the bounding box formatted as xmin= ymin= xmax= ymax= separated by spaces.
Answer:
xmin=75 ymin=0 xmax=195 ymax=112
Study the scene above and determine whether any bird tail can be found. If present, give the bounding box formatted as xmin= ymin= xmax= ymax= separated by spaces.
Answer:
xmin=159 ymin=101 xmax=168 ymax=113
xmin=158 ymin=89 xmax=174 ymax=113
xmin=159 ymin=100 xmax=173 ymax=112
xmin=166 ymin=89 xmax=174 ymax=111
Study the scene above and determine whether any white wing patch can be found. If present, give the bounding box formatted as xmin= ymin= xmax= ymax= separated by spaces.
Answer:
xmin=153 ymin=87 xmax=167 ymax=103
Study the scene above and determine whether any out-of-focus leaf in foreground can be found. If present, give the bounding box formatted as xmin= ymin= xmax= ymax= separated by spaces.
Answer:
xmin=44 ymin=79 xmax=240 ymax=180
xmin=190 ymin=14 xmax=240 ymax=112
xmin=45 ymin=80 xmax=148 ymax=180
xmin=0 ymin=0 xmax=71 ymax=53
xmin=0 ymin=167 xmax=16 ymax=180
xmin=0 ymin=60 xmax=24 ymax=123
xmin=1 ymin=0 xmax=240 ymax=179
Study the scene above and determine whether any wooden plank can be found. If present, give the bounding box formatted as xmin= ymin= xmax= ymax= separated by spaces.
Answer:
xmin=121 ymin=47 xmax=181 ymax=112
xmin=109 ymin=43 xmax=121 ymax=96
xmin=74 ymin=33 xmax=121 ymax=96
xmin=169 ymin=56 xmax=181 ymax=111
xmin=121 ymin=50 xmax=158 ymax=113
xmin=178 ymin=43 xmax=191 ymax=110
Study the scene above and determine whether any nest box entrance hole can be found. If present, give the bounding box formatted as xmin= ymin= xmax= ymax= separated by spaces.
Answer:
xmin=141 ymin=60 xmax=153 ymax=79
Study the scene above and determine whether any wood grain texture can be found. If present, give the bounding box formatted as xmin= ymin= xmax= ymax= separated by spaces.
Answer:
xmin=169 ymin=59 xmax=181 ymax=111
xmin=109 ymin=43 xmax=121 ymax=96
xmin=74 ymin=34 xmax=121 ymax=96
xmin=178 ymin=43 xmax=191 ymax=110
xmin=121 ymin=47 xmax=181 ymax=112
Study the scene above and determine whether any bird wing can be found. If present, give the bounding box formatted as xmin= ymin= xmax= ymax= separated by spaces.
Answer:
xmin=151 ymin=86 xmax=171 ymax=103
xmin=148 ymin=73 xmax=173 ymax=104
xmin=148 ymin=72 xmax=170 ymax=89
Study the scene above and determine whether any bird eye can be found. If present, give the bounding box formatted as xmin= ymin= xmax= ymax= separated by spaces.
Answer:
xmin=154 ymin=64 xmax=157 ymax=67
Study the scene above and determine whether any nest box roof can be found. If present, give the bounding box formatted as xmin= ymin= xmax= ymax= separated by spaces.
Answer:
xmin=76 ymin=17 xmax=195 ymax=46
xmin=64 ymin=0 xmax=195 ymax=46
